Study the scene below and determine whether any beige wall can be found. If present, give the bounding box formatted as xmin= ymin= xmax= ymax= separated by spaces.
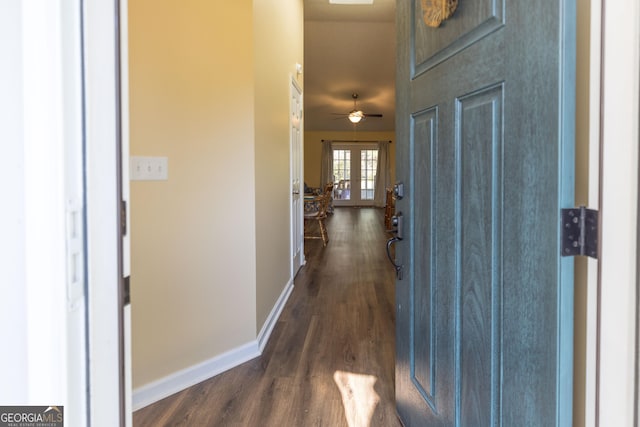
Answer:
xmin=253 ymin=0 xmax=304 ymax=331
xmin=129 ymin=1 xmax=257 ymax=388
xmin=129 ymin=0 xmax=304 ymax=391
xmin=304 ymin=130 xmax=396 ymax=188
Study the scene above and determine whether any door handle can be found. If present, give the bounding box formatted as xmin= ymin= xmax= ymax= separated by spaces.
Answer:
xmin=386 ymin=212 xmax=404 ymax=280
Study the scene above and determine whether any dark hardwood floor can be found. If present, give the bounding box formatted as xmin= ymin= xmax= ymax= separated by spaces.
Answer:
xmin=133 ymin=207 xmax=402 ymax=427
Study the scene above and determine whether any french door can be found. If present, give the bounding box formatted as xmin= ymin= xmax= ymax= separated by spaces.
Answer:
xmin=332 ymin=144 xmax=378 ymax=206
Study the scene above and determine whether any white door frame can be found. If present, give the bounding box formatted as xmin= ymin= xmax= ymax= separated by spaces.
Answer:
xmin=592 ymin=0 xmax=640 ymax=425
xmin=116 ymin=0 xmax=133 ymax=423
xmin=1 ymin=1 xmax=89 ymax=424
xmin=84 ymin=0 xmax=129 ymax=425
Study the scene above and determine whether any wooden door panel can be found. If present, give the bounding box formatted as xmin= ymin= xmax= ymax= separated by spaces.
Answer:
xmin=457 ymin=84 xmax=503 ymax=427
xmin=396 ymin=0 xmax=576 ymax=425
xmin=412 ymin=0 xmax=504 ymax=74
xmin=411 ymin=107 xmax=437 ymax=408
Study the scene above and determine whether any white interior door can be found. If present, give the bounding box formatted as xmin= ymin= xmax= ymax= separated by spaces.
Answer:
xmin=290 ymin=78 xmax=304 ymax=275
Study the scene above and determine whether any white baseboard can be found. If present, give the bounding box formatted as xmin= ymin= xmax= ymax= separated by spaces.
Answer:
xmin=257 ymin=278 xmax=294 ymax=352
xmin=132 ymin=341 xmax=260 ymax=411
xmin=132 ymin=278 xmax=294 ymax=411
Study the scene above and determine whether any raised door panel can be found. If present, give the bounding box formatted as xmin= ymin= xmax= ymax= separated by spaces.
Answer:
xmin=456 ymin=84 xmax=503 ymax=427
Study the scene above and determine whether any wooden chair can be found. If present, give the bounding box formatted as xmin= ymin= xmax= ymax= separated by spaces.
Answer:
xmin=304 ymin=192 xmax=331 ymax=246
xmin=322 ymin=182 xmax=334 ymax=214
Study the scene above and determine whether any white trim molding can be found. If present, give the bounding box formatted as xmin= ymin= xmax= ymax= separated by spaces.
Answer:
xmin=258 ymin=279 xmax=294 ymax=352
xmin=133 ymin=279 xmax=294 ymax=411
xmin=597 ymin=0 xmax=640 ymax=425
xmin=132 ymin=341 xmax=260 ymax=411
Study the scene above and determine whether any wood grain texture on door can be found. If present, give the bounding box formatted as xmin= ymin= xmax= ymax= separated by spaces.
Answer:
xmin=395 ymin=0 xmax=576 ymax=425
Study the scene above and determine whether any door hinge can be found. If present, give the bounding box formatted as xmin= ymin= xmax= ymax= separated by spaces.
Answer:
xmin=123 ymin=275 xmax=131 ymax=305
xmin=561 ymin=206 xmax=598 ymax=259
xmin=121 ymin=200 xmax=127 ymax=236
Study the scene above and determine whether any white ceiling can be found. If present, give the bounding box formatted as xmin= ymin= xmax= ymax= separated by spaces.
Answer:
xmin=304 ymin=0 xmax=396 ymax=132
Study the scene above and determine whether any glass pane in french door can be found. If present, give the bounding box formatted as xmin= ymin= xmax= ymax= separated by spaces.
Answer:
xmin=333 ymin=149 xmax=351 ymax=200
xmin=361 ymin=149 xmax=377 ymax=200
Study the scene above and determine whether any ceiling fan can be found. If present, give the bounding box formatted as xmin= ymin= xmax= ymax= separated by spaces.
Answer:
xmin=333 ymin=93 xmax=383 ymax=124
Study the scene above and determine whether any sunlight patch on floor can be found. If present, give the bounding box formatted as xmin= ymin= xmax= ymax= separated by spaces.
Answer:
xmin=333 ymin=370 xmax=381 ymax=427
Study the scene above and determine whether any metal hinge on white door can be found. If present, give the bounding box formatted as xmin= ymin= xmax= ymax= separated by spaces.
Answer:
xmin=66 ymin=199 xmax=85 ymax=310
xmin=561 ymin=206 xmax=599 ymax=259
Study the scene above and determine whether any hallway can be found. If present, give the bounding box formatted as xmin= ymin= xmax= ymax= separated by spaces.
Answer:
xmin=133 ymin=208 xmax=402 ymax=426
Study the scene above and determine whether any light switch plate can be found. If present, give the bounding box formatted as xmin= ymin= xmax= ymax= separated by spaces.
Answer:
xmin=130 ymin=156 xmax=168 ymax=181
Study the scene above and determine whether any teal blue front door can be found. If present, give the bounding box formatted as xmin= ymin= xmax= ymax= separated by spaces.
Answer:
xmin=394 ymin=1 xmax=576 ymax=425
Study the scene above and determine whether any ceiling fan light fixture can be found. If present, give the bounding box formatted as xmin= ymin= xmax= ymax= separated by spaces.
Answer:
xmin=329 ymin=0 xmax=374 ymax=4
xmin=348 ymin=110 xmax=364 ymax=123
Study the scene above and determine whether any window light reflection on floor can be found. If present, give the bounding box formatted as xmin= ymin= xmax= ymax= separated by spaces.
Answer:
xmin=333 ymin=370 xmax=381 ymax=427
